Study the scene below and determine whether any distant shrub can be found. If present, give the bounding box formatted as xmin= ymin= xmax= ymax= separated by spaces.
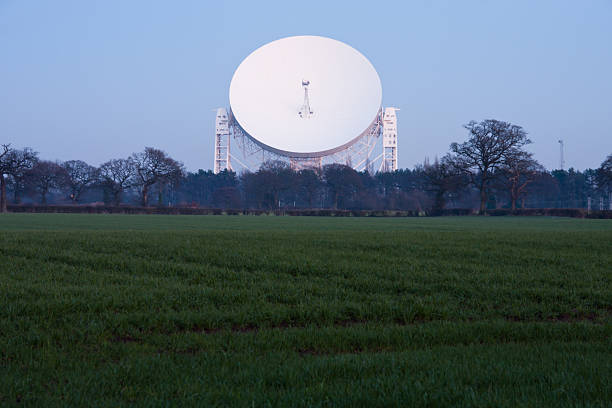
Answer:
xmin=6 ymin=204 xmax=611 ymax=218
xmin=486 ymin=208 xmax=611 ymax=219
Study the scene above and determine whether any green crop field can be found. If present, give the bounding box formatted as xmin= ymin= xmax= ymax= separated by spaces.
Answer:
xmin=0 ymin=214 xmax=610 ymax=407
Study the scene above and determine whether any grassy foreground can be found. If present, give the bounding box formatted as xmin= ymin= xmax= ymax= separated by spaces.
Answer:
xmin=0 ymin=214 xmax=610 ymax=407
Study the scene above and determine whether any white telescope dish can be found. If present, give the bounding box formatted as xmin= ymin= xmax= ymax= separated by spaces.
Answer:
xmin=229 ymin=36 xmax=382 ymax=157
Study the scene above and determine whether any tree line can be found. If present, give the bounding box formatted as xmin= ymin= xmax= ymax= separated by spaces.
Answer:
xmin=1 ymin=119 xmax=611 ymax=213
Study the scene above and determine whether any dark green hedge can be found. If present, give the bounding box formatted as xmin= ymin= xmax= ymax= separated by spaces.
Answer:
xmin=6 ymin=205 xmax=611 ymax=218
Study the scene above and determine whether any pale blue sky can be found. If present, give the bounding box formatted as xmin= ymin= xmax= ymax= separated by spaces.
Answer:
xmin=1 ymin=0 xmax=611 ymax=171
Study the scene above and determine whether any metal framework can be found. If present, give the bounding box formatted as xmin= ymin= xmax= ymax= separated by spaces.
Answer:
xmin=290 ymin=157 xmax=322 ymax=170
xmin=299 ymin=79 xmax=313 ymax=119
xmin=380 ymin=107 xmax=399 ymax=172
xmin=213 ymin=108 xmax=231 ymax=174
xmin=213 ymin=107 xmax=398 ymax=174
xmin=558 ymin=139 xmax=565 ymax=170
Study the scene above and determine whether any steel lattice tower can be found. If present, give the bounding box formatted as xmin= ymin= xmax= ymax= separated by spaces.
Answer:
xmin=299 ymin=79 xmax=313 ymax=119
xmin=381 ymin=107 xmax=399 ymax=172
xmin=214 ymin=108 xmax=231 ymax=174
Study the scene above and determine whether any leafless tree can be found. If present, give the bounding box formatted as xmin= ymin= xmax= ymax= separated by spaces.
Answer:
xmin=131 ymin=147 xmax=184 ymax=206
xmin=0 ymin=144 xmax=11 ymax=212
xmin=257 ymin=160 xmax=294 ymax=209
xmin=0 ymin=144 xmax=38 ymax=212
xmin=8 ymin=148 xmax=38 ymax=205
xmin=451 ymin=119 xmax=531 ymax=213
xmin=61 ymin=160 xmax=99 ymax=203
xmin=420 ymin=154 xmax=467 ymax=211
xmin=99 ymin=158 xmax=135 ymax=206
xmin=26 ymin=161 xmax=67 ymax=204
xmin=499 ymin=150 xmax=544 ymax=210
xmin=0 ymin=144 xmax=10 ymax=212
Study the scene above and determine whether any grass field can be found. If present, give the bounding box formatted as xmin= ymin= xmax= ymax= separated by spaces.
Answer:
xmin=0 ymin=214 xmax=610 ymax=407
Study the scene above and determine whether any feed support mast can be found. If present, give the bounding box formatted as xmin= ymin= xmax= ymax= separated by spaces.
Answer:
xmin=298 ymin=79 xmax=313 ymax=118
xmin=214 ymin=108 xmax=231 ymax=174
xmin=381 ymin=107 xmax=399 ymax=172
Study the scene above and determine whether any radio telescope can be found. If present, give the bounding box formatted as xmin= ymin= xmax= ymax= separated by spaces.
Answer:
xmin=214 ymin=35 xmax=398 ymax=173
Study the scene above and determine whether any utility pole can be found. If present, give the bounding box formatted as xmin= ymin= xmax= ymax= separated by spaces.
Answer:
xmin=558 ymin=140 xmax=565 ymax=170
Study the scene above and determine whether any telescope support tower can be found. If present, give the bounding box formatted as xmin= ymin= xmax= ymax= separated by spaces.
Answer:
xmin=211 ymin=108 xmax=400 ymax=173
xmin=380 ymin=107 xmax=399 ymax=172
xmin=214 ymin=108 xmax=232 ymax=174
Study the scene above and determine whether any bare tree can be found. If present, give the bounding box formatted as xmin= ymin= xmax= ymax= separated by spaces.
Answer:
xmin=499 ymin=150 xmax=544 ymax=210
xmin=26 ymin=161 xmax=67 ymax=204
xmin=256 ymin=160 xmax=294 ymax=209
xmin=61 ymin=160 xmax=99 ymax=203
xmin=131 ymin=147 xmax=184 ymax=206
xmin=99 ymin=158 xmax=135 ymax=206
xmin=8 ymin=148 xmax=38 ymax=205
xmin=451 ymin=119 xmax=531 ymax=213
xmin=153 ymin=163 xmax=184 ymax=207
xmin=0 ymin=144 xmax=38 ymax=212
xmin=0 ymin=144 xmax=11 ymax=212
xmin=420 ymin=155 xmax=467 ymax=211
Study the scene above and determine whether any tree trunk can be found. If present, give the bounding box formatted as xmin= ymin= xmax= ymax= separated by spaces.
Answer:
xmin=41 ymin=189 xmax=47 ymax=205
xmin=479 ymin=181 xmax=487 ymax=214
xmin=142 ymin=185 xmax=149 ymax=207
xmin=1 ymin=175 xmax=7 ymax=213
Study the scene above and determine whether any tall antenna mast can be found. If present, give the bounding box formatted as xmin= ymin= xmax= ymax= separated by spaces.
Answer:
xmin=298 ymin=79 xmax=313 ymax=118
xmin=558 ymin=140 xmax=565 ymax=170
